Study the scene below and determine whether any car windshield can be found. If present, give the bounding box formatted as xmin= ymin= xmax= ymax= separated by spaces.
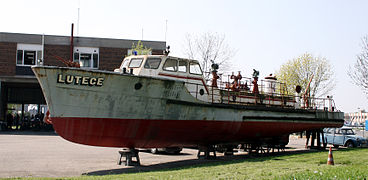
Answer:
xmin=324 ymin=128 xmax=332 ymax=134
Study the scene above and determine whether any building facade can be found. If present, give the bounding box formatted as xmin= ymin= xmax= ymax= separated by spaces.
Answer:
xmin=345 ymin=110 xmax=368 ymax=126
xmin=0 ymin=32 xmax=166 ymax=121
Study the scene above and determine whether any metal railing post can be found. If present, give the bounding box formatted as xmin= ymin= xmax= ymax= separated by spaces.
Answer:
xmin=211 ymin=84 xmax=214 ymax=103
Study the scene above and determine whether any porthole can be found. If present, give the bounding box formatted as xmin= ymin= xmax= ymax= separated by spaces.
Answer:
xmin=135 ymin=83 xmax=142 ymax=90
xmin=199 ymin=89 xmax=204 ymax=96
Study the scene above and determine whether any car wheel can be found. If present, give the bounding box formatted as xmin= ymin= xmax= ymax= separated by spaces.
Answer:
xmin=150 ymin=148 xmax=158 ymax=154
xmin=333 ymin=145 xmax=339 ymax=148
xmin=346 ymin=141 xmax=354 ymax=148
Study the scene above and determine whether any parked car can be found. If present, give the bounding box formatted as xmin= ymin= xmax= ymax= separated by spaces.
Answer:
xmin=149 ymin=147 xmax=182 ymax=154
xmin=322 ymin=127 xmax=368 ymax=148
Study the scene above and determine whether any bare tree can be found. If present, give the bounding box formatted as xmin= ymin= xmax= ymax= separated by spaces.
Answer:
xmin=349 ymin=36 xmax=368 ymax=97
xmin=183 ymin=32 xmax=235 ymax=79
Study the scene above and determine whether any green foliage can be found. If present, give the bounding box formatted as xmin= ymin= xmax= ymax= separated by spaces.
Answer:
xmin=276 ymin=53 xmax=335 ymax=97
xmin=128 ymin=40 xmax=152 ymax=55
xmin=7 ymin=104 xmax=16 ymax=115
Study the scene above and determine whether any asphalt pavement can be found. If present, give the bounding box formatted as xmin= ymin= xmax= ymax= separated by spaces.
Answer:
xmin=0 ymin=131 xmax=322 ymax=178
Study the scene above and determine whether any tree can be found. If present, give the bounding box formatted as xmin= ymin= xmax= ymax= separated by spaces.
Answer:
xmin=349 ymin=36 xmax=368 ymax=97
xmin=276 ymin=53 xmax=335 ymax=98
xmin=128 ymin=40 xmax=152 ymax=55
xmin=183 ymin=32 xmax=235 ymax=79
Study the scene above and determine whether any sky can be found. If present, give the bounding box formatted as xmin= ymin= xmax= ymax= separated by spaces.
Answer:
xmin=1 ymin=0 xmax=368 ymax=113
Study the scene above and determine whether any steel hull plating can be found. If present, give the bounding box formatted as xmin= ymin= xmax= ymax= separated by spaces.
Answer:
xmin=32 ymin=66 xmax=344 ymax=148
xmin=53 ymin=117 xmax=341 ymax=148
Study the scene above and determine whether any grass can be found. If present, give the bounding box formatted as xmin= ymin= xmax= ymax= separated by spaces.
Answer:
xmin=3 ymin=148 xmax=368 ymax=180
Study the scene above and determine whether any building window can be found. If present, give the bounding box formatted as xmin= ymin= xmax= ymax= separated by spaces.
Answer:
xmin=16 ymin=44 xmax=42 ymax=66
xmin=74 ymin=47 xmax=99 ymax=69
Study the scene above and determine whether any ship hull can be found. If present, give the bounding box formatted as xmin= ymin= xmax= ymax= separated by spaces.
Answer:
xmin=53 ymin=117 xmax=341 ymax=148
xmin=32 ymin=66 xmax=344 ymax=148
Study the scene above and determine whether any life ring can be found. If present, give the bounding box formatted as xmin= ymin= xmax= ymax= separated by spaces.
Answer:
xmin=44 ymin=110 xmax=52 ymax=124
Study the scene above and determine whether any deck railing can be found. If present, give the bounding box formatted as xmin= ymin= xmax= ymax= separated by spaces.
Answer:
xmin=185 ymin=75 xmax=337 ymax=112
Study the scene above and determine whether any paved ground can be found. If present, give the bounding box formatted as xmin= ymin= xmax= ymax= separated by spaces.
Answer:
xmin=0 ymin=131 xmax=320 ymax=178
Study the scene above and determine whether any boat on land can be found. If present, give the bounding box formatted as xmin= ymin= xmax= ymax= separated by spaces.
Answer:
xmin=32 ymin=54 xmax=344 ymax=149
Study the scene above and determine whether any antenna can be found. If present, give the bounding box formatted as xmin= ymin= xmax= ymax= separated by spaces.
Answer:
xmin=77 ymin=0 xmax=80 ymax=35
xmin=41 ymin=34 xmax=44 ymax=65
xmin=165 ymin=19 xmax=168 ymax=42
xmin=141 ymin=28 xmax=144 ymax=40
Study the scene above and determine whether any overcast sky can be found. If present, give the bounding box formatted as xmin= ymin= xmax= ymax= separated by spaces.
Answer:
xmin=1 ymin=0 xmax=368 ymax=112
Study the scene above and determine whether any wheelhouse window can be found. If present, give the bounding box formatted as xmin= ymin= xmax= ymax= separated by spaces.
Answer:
xmin=16 ymin=44 xmax=42 ymax=66
xmin=120 ymin=59 xmax=130 ymax=69
xmin=129 ymin=58 xmax=143 ymax=68
xmin=144 ymin=57 xmax=161 ymax=69
xmin=163 ymin=58 xmax=178 ymax=71
xmin=74 ymin=47 xmax=99 ymax=69
xmin=189 ymin=62 xmax=202 ymax=75
xmin=178 ymin=60 xmax=187 ymax=72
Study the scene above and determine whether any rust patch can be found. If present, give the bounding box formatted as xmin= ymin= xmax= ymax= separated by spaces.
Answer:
xmin=37 ymin=72 xmax=47 ymax=78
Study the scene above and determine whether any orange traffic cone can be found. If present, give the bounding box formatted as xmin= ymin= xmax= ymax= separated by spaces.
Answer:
xmin=327 ymin=147 xmax=334 ymax=165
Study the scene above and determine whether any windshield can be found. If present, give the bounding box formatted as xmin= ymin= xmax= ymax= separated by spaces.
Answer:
xmin=129 ymin=58 xmax=143 ymax=68
xmin=324 ymin=128 xmax=333 ymax=134
xmin=144 ymin=57 xmax=162 ymax=69
xmin=121 ymin=59 xmax=129 ymax=68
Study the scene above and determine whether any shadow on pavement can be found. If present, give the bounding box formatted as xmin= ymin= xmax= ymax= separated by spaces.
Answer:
xmin=85 ymin=149 xmax=316 ymax=176
xmin=0 ymin=130 xmax=57 ymax=136
xmin=138 ymin=149 xmax=192 ymax=156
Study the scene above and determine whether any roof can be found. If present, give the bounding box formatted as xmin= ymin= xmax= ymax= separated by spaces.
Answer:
xmin=0 ymin=32 xmax=166 ymax=50
xmin=124 ymin=55 xmax=200 ymax=63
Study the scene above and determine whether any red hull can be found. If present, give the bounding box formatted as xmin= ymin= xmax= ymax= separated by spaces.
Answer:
xmin=52 ymin=117 xmax=341 ymax=148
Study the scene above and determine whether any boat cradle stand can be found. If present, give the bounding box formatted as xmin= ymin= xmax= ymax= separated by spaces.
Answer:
xmin=197 ymin=145 xmax=217 ymax=159
xmin=117 ymin=148 xmax=140 ymax=166
xmin=305 ymin=129 xmax=326 ymax=150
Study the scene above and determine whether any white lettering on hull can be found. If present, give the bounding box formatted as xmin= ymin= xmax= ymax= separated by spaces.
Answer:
xmin=57 ymin=74 xmax=104 ymax=86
